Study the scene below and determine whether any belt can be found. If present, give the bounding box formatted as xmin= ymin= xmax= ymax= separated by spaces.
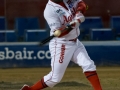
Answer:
xmin=68 ymin=38 xmax=77 ymax=42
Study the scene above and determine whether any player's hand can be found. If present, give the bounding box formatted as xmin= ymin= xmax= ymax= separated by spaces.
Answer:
xmin=69 ymin=19 xmax=80 ymax=29
xmin=69 ymin=11 xmax=85 ymax=28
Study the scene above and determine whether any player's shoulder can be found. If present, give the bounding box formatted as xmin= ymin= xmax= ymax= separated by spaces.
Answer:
xmin=44 ymin=1 xmax=56 ymax=13
xmin=44 ymin=0 xmax=62 ymax=16
xmin=45 ymin=0 xmax=60 ymax=9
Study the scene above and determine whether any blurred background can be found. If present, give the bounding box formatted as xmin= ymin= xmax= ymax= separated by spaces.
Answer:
xmin=0 ymin=0 xmax=120 ymax=68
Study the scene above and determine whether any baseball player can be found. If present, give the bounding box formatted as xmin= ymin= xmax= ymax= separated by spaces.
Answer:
xmin=21 ymin=0 xmax=102 ymax=90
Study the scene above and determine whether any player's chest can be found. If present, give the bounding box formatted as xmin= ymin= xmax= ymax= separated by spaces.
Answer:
xmin=55 ymin=1 xmax=78 ymax=24
xmin=55 ymin=7 xmax=73 ymax=20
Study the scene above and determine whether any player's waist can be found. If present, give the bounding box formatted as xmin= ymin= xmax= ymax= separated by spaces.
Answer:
xmin=65 ymin=38 xmax=77 ymax=42
xmin=51 ymin=37 xmax=77 ymax=42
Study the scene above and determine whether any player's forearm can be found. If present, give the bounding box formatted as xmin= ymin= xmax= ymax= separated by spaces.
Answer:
xmin=54 ymin=25 xmax=73 ymax=37
xmin=54 ymin=11 xmax=85 ymax=37
xmin=69 ymin=11 xmax=85 ymax=29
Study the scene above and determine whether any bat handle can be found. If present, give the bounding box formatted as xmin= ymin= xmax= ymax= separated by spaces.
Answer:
xmin=39 ymin=24 xmax=72 ymax=46
xmin=66 ymin=24 xmax=73 ymax=30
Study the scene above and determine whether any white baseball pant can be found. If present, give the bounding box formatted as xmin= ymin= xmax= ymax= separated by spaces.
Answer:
xmin=44 ymin=39 xmax=96 ymax=87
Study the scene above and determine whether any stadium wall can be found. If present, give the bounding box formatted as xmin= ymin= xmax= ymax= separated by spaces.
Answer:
xmin=0 ymin=0 xmax=119 ymax=29
xmin=0 ymin=41 xmax=120 ymax=68
xmin=0 ymin=0 xmax=5 ymax=16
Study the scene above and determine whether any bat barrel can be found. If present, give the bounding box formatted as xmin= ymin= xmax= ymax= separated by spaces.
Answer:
xmin=39 ymin=35 xmax=54 ymax=46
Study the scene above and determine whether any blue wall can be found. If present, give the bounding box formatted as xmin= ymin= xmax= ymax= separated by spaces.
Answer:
xmin=0 ymin=41 xmax=120 ymax=68
xmin=86 ymin=46 xmax=120 ymax=65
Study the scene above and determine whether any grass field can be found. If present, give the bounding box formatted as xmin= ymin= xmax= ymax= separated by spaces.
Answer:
xmin=0 ymin=66 xmax=120 ymax=90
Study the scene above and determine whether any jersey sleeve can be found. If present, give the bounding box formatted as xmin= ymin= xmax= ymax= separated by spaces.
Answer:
xmin=44 ymin=5 xmax=61 ymax=34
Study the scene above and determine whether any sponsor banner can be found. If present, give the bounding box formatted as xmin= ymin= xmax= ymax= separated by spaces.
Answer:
xmin=0 ymin=44 xmax=51 ymax=67
xmin=86 ymin=46 xmax=120 ymax=65
xmin=0 ymin=47 xmax=51 ymax=61
xmin=0 ymin=42 xmax=120 ymax=67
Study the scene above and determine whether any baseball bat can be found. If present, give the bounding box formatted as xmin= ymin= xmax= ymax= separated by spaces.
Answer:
xmin=39 ymin=24 xmax=73 ymax=46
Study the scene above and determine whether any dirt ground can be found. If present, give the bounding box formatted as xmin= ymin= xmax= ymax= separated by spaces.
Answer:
xmin=0 ymin=66 xmax=120 ymax=90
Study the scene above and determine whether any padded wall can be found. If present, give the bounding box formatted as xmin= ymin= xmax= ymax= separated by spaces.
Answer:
xmin=3 ymin=0 xmax=120 ymax=29
xmin=0 ymin=0 xmax=5 ymax=16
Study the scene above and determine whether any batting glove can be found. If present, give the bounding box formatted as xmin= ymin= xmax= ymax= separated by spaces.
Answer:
xmin=69 ymin=19 xmax=81 ymax=29
xmin=69 ymin=11 xmax=85 ymax=29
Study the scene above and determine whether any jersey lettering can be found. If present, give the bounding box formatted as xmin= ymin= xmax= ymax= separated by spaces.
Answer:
xmin=67 ymin=0 xmax=77 ymax=15
xmin=59 ymin=44 xmax=65 ymax=63
xmin=67 ymin=0 xmax=77 ymax=8
xmin=71 ymin=7 xmax=76 ymax=15
xmin=63 ymin=15 xmax=73 ymax=24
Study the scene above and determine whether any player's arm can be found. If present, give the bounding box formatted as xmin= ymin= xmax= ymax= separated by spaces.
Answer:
xmin=69 ymin=11 xmax=85 ymax=29
xmin=77 ymin=0 xmax=88 ymax=14
xmin=55 ymin=1 xmax=88 ymax=37
xmin=57 ymin=1 xmax=88 ymax=37
xmin=68 ymin=0 xmax=87 ymax=29
xmin=56 ymin=13 xmax=85 ymax=37
xmin=44 ymin=7 xmax=61 ymax=34
xmin=56 ymin=25 xmax=73 ymax=37
xmin=44 ymin=5 xmax=73 ymax=37
xmin=57 ymin=13 xmax=85 ymax=37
